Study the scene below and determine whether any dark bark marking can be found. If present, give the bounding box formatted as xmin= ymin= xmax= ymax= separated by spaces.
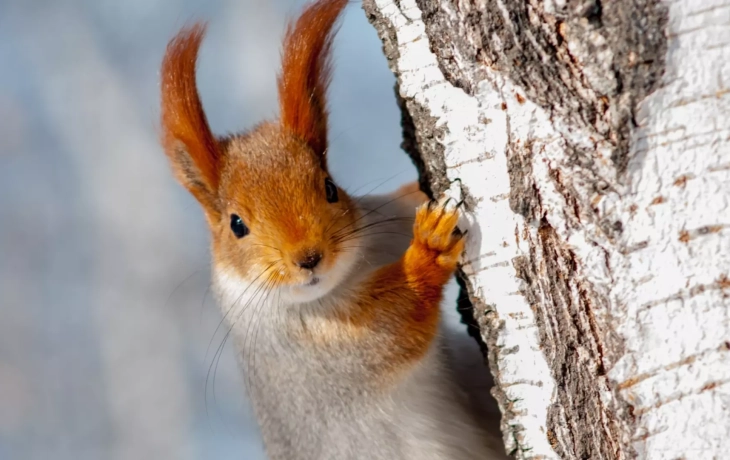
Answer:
xmin=416 ymin=0 xmax=668 ymax=174
xmin=514 ymin=222 xmax=629 ymax=459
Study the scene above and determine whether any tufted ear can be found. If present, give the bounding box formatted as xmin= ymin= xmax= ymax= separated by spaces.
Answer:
xmin=277 ymin=0 xmax=348 ymax=157
xmin=160 ymin=23 xmax=221 ymax=218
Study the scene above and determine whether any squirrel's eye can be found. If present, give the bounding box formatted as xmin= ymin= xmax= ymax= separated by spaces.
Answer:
xmin=230 ymin=214 xmax=249 ymax=238
xmin=324 ymin=178 xmax=338 ymax=203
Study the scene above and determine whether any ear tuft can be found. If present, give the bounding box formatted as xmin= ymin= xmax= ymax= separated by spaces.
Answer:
xmin=278 ymin=0 xmax=348 ymax=156
xmin=160 ymin=22 xmax=221 ymax=211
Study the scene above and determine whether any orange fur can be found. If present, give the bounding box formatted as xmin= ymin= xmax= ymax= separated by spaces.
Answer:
xmin=160 ymin=23 xmax=221 ymax=217
xmin=290 ymin=200 xmax=464 ymax=380
xmin=278 ymin=0 xmax=347 ymax=156
xmin=344 ymin=200 xmax=465 ymax=375
xmin=211 ymin=124 xmax=358 ymax=289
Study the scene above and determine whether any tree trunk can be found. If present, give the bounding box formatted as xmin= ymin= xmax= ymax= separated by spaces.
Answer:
xmin=363 ymin=1 xmax=730 ymax=459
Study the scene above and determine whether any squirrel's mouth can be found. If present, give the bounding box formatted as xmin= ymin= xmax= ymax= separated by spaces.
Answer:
xmin=303 ymin=277 xmax=320 ymax=287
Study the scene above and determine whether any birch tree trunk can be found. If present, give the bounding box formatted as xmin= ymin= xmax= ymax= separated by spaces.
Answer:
xmin=364 ymin=1 xmax=730 ymax=459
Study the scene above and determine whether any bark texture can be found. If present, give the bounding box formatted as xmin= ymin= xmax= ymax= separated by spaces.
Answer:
xmin=364 ymin=0 xmax=730 ymax=459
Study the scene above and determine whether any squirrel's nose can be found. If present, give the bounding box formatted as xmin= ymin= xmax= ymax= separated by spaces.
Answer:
xmin=296 ymin=250 xmax=323 ymax=270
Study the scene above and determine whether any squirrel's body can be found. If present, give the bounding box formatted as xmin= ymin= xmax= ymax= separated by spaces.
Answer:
xmin=216 ymin=188 xmax=496 ymax=459
xmin=159 ymin=1 xmax=506 ymax=458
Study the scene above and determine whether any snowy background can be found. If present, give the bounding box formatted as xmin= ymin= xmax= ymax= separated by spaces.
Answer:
xmin=0 ymin=1 xmax=467 ymax=459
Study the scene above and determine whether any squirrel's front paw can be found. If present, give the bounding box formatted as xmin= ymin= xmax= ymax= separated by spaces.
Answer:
xmin=410 ymin=197 xmax=466 ymax=272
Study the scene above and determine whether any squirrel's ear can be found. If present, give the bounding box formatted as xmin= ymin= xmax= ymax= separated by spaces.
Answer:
xmin=160 ymin=22 xmax=221 ymax=218
xmin=278 ymin=0 xmax=347 ymax=158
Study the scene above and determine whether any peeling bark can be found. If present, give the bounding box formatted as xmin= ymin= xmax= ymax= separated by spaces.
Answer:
xmin=364 ymin=0 xmax=730 ymax=459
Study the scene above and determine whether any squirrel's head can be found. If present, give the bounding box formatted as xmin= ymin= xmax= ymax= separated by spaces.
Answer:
xmin=160 ymin=0 xmax=358 ymax=303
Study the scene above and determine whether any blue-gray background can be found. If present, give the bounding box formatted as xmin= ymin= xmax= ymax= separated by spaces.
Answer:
xmin=0 ymin=1 xmax=465 ymax=459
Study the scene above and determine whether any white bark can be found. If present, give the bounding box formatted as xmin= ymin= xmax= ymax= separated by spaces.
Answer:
xmin=606 ymin=2 xmax=730 ymax=456
xmin=365 ymin=0 xmax=730 ymax=459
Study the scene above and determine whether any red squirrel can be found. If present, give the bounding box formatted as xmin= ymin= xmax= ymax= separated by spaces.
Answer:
xmin=159 ymin=0 xmax=506 ymax=458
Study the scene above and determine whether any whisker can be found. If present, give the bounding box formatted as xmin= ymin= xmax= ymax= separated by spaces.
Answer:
xmin=355 ymin=172 xmax=415 ymax=205
xmin=325 ymin=170 xmax=411 ymax=235
xmin=164 ymin=263 xmax=211 ymax=312
xmin=246 ymin=273 xmax=278 ymax=394
xmin=344 ymin=170 xmax=407 ymax=199
xmin=251 ymin=243 xmax=283 ymax=254
xmin=337 ymin=231 xmax=413 ymax=242
xmin=204 ymin=264 xmax=276 ymax=424
xmin=204 ymin=263 xmax=277 ymax=365
xmin=328 ymin=188 xmax=421 ymax=240
xmin=271 ymin=272 xmax=299 ymax=358
xmin=206 ymin=271 xmax=274 ymax=433
xmin=332 ymin=216 xmax=412 ymax=239
xmin=198 ymin=282 xmax=213 ymax=324
xmin=332 ymin=217 xmax=413 ymax=243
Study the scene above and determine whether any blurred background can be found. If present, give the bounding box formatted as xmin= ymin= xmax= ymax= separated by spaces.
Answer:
xmin=0 ymin=1 xmax=470 ymax=459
